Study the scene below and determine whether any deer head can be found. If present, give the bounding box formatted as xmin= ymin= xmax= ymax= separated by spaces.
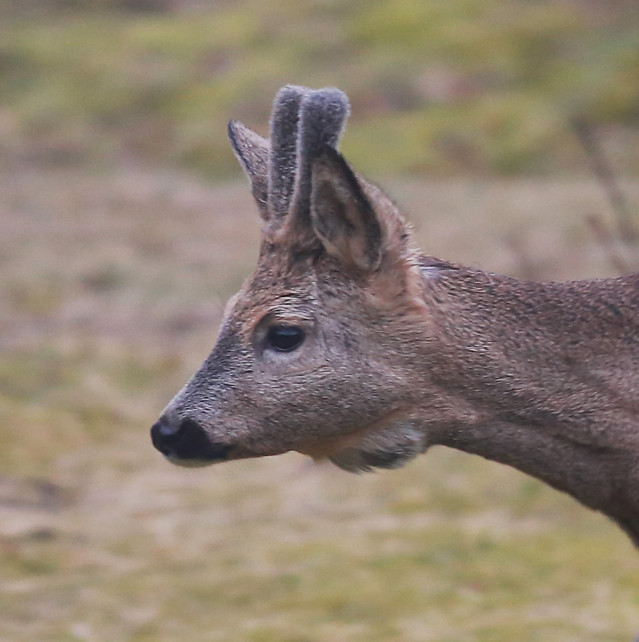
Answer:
xmin=151 ymin=85 xmax=639 ymax=546
xmin=150 ymin=85 xmax=450 ymax=471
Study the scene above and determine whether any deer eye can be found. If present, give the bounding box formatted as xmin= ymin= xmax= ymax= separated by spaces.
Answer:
xmin=266 ymin=325 xmax=305 ymax=352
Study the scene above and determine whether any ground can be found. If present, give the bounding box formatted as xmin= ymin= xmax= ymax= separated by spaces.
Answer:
xmin=1 ymin=165 xmax=638 ymax=641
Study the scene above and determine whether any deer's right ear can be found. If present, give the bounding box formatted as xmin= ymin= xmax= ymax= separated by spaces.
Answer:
xmin=310 ymin=146 xmax=384 ymax=273
xmin=228 ymin=120 xmax=270 ymax=220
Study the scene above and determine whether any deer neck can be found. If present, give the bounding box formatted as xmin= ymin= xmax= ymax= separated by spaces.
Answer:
xmin=415 ymin=262 xmax=639 ymax=545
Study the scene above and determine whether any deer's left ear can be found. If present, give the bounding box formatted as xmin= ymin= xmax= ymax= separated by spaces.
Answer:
xmin=310 ymin=146 xmax=384 ymax=273
xmin=228 ymin=120 xmax=270 ymax=220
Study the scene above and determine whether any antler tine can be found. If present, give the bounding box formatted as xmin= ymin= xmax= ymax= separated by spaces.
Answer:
xmin=268 ymin=85 xmax=308 ymax=221
xmin=291 ymin=87 xmax=350 ymax=222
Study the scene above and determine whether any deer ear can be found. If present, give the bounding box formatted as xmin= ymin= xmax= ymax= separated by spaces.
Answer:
xmin=228 ymin=120 xmax=270 ymax=220
xmin=310 ymin=146 xmax=383 ymax=273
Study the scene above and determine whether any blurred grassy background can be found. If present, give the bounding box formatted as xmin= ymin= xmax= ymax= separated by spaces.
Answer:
xmin=2 ymin=0 xmax=639 ymax=176
xmin=1 ymin=1 xmax=639 ymax=641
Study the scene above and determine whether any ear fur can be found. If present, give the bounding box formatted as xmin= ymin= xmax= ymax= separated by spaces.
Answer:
xmin=228 ymin=120 xmax=270 ymax=219
xmin=310 ymin=146 xmax=384 ymax=273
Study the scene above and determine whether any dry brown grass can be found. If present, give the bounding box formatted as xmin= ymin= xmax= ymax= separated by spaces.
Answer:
xmin=1 ymin=165 xmax=638 ymax=641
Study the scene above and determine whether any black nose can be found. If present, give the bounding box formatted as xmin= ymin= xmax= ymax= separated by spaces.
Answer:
xmin=150 ymin=416 xmax=231 ymax=462
xmin=150 ymin=416 xmax=178 ymax=456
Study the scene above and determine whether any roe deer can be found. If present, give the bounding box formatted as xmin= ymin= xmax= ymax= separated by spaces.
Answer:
xmin=151 ymin=85 xmax=639 ymax=547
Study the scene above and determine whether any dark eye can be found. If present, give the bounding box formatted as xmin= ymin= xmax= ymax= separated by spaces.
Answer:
xmin=266 ymin=325 xmax=305 ymax=352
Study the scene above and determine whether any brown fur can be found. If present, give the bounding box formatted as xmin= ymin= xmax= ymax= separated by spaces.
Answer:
xmin=151 ymin=86 xmax=639 ymax=547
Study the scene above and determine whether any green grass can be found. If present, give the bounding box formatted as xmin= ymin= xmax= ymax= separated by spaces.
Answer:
xmin=1 ymin=0 xmax=639 ymax=176
xmin=1 ymin=166 xmax=638 ymax=640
